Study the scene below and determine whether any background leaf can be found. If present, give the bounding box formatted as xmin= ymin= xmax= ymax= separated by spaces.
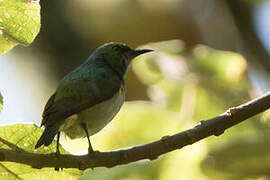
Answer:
xmin=0 ymin=0 xmax=41 ymax=54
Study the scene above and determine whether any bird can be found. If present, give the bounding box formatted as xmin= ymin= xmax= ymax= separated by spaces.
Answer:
xmin=35 ymin=42 xmax=153 ymax=154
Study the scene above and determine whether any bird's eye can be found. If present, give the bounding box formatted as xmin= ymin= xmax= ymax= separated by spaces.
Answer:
xmin=112 ymin=45 xmax=130 ymax=53
xmin=112 ymin=46 xmax=122 ymax=51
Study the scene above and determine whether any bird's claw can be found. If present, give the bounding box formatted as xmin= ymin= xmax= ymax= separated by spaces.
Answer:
xmin=88 ymin=149 xmax=100 ymax=156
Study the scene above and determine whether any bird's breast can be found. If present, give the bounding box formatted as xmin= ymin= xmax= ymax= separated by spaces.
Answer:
xmin=61 ymin=86 xmax=125 ymax=138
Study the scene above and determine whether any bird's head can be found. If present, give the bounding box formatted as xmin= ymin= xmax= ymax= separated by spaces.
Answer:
xmin=92 ymin=42 xmax=153 ymax=76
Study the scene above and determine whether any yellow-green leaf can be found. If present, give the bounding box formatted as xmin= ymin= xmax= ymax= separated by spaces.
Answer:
xmin=0 ymin=0 xmax=41 ymax=54
xmin=0 ymin=124 xmax=81 ymax=179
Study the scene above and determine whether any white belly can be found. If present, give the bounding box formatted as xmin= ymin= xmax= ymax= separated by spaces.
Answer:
xmin=60 ymin=87 xmax=125 ymax=139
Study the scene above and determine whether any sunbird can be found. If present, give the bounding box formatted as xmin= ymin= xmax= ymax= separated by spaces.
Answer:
xmin=35 ymin=43 xmax=153 ymax=154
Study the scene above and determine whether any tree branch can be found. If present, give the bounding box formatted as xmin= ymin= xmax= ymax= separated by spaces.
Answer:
xmin=1 ymin=91 xmax=270 ymax=170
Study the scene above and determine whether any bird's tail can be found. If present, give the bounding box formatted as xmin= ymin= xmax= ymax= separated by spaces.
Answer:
xmin=35 ymin=126 xmax=58 ymax=149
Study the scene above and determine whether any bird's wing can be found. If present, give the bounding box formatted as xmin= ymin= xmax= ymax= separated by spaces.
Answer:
xmin=41 ymin=63 xmax=122 ymax=127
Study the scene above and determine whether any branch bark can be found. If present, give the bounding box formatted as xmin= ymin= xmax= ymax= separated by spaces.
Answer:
xmin=1 ymin=91 xmax=270 ymax=170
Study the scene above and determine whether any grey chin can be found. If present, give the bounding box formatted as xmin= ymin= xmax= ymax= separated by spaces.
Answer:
xmin=133 ymin=49 xmax=153 ymax=57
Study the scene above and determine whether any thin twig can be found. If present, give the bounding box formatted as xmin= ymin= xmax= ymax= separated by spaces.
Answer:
xmin=0 ymin=137 xmax=25 ymax=152
xmin=0 ymin=91 xmax=270 ymax=169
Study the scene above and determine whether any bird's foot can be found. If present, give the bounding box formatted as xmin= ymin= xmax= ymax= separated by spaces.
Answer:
xmin=88 ymin=148 xmax=95 ymax=155
xmin=88 ymin=149 xmax=100 ymax=156
xmin=87 ymin=150 xmax=100 ymax=170
xmin=54 ymin=150 xmax=63 ymax=171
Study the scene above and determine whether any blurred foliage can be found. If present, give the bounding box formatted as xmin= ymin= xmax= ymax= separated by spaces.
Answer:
xmin=0 ymin=93 xmax=2 ymax=111
xmin=0 ymin=124 xmax=81 ymax=180
xmin=79 ymin=160 xmax=161 ymax=180
xmin=201 ymin=133 xmax=270 ymax=180
xmin=0 ymin=0 xmax=40 ymax=54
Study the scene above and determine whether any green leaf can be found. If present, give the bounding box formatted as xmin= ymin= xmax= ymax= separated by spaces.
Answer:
xmin=0 ymin=124 xmax=81 ymax=180
xmin=0 ymin=93 xmax=2 ymax=111
xmin=0 ymin=0 xmax=41 ymax=54
xmin=192 ymin=45 xmax=247 ymax=84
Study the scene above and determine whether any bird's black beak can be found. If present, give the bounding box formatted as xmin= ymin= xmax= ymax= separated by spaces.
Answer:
xmin=133 ymin=49 xmax=153 ymax=57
